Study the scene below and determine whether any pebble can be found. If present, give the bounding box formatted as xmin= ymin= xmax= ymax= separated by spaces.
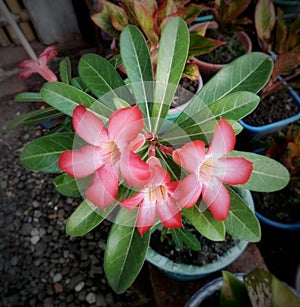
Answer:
xmin=53 ymin=273 xmax=63 ymax=283
xmin=86 ymin=292 xmax=96 ymax=304
xmin=31 ymin=235 xmax=40 ymax=245
xmin=74 ymin=281 xmax=85 ymax=292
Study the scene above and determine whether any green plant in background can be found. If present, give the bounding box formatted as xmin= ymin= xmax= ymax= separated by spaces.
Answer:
xmin=89 ymin=0 xmax=223 ymax=80
xmin=209 ymin=0 xmax=253 ymax=36
xmin=255 ymin=0 xmax=300 ymax=97
xmin=220 ymin=269 xmax=300 ymax=306
xmin=10 ymin=17 xmax=290 ymax=293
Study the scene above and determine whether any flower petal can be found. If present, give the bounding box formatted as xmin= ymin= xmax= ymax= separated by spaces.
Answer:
xmin=73 ymin=105 xmax=108 ymax=146
xmin=207 ymin=118 xmax=235 ymax=158
xmin=173 ymin=140 xmax=206 ymax=172
xmin=39 ymin=46 xmax=57 ymax=65
xmin=129 ymin=133 xmax=145 ymax=152
xmin=86 ymin=165 xmax=119 ymax=209
xmin=172 ymin=173 xmax=202 ymax=208
xmin=58 ymin=145 xmax=103 ymax=178
xmin=202 ymin=178 xmax=230 ymax=220
xmin=214 ymin=157 xmax=253 ymax=184
xmin=147 ymin=156 xmax=170 ymax=186
xmin=120 ymin=151 xmax=151 ymax=186
xmin=156 ymin=198 xmax=182 ymax=229
xmin=120 ymin=191 xmax=144 ymax=210
xmin=137 ymin=199 xmax=157 ymax=235
xmin=108 ymin=106 xmax=144 ymax=147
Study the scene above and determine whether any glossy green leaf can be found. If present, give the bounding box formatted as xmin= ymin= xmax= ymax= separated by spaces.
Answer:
xmin=174 ymin=91 xmax=260 ymax=131
xmin=78 ymin=53 xmax=134 ymax=106
xmin=184 ymin=205 xmax=226 ymax=241
xmin=54 ymin=173 xmax=91 ymax=197
xmin=152 ymin=17 xmax=190 ymax=134
xmin=220 ymin=271 xmax=250 ymax=307
xmin=171 ymin=228 xmax=183 ymax=249
xmin=104 ymin=208 xmax=150 ymax=293
xmin=59 ymin=57 xmax=71 ymax=84
xmin=14 ymin=92 xmax=43 ymax=102
xmin=66 ymin=199 xmax=107 ymax=236
xmin=20 ymin=133 xmax=74 ymax=173
xmin=229 ymin=151 xmax=290 ymax=192
xmin=120 ymin=25 xmax=154 ymax=129
xmin=41 ymin=82 xmax=112 ymax=120
xmin=225 ymin=188 xmax=261 ymax=242
xmin=175 ymin=52 xmax=273 ymax=125
xmin=7 ymin=107 xmax=63 ymax=130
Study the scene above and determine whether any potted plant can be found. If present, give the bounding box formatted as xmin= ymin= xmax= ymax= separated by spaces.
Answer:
xmin=239 ymin=0 xmax=300 ymax=136
xmin=87 ymin=0 xmax=223 ymax=82
xmin=11 ymin=17 xmax=290 ymax=294
xmin=190 ymin=0 xmax=253 ymax=79
xmin=252 ymin=122 xmax=300 ymax=230
xmin=185 ymin=269 xmax=300 ymax=306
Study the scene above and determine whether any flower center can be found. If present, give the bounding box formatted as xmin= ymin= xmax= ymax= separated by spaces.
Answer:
xmin=102 ymin=141 xmax=121 ymax=165
xmin=145 ymin=185 xmax=168 ymax=204
xmin=200 ymin=157 xmax=214 ymax=180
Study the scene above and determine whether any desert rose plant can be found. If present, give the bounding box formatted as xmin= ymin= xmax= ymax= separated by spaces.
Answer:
xmin=12 ymin=17 xmax=290 ymax=293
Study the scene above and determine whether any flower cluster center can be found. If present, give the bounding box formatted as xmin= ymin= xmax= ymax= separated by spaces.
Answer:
xmin=144 ymin=184 xmax=168 ymax=204
xmin=102 ymin=141 xmax=121 ymax=165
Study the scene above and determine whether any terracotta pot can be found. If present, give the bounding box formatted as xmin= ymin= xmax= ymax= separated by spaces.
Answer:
xmin=190 ymin=22 xmax=252 ymax=80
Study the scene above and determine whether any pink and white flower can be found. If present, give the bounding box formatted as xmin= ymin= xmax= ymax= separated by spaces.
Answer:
xmin=58 ymin=105 xmax=151 ymax=209
xmin=120 ymin=156 xmax=196 ymax=235
xmin=19 ymin=46 xmax=58 ymax=82
xmin=173 ymin=118 xmax=253 ymax=220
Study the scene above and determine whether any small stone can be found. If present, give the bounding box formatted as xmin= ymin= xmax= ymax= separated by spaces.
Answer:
xmin=53 ymin=273 xmax=63 ymax=283
xmin=74 ymin=281 xmax=85 ymax=292
xmin=31 ymin=235 xmax=40 ymax=245
xmin=30 ymin=228 xmax=39 ymax=237
xmin=53 ymin=283 xmax=63 ymax=293
xmin=96 ymin=293 xmax=107 ymax=307
xmin=10 ymin=256 xmax=18 ymax=266
xmin=86 ymin=292 xmax=96 ymax=304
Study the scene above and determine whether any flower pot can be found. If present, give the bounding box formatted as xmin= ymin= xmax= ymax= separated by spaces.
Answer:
xmin=146 ymin=189 xmax=254 ymax=281
xmin=167 ymin=74 xmax=203 ymax=118
xmin=184 ymin=271 xmax=300 ymax=306
xmin=190 ymin=22 xmax=252 ymax=80
xmin=255 ymin=211 xmax=300 ymax=231
xmin=239 ymin=87 xmax=300 ymax=138
xmin=184 ymin=273 xmax=245 ymax=306
xmin=272 ymin=0 xmax=300 ymax=14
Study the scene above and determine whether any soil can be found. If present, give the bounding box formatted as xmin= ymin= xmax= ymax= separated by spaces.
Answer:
xmin=243 ymin=91 xmax=299 ymax=127
xmin=150 ymin=230 xmax=238 ymax=266
xmin=196 ymin=31 xmax=246 ymax=65
xmin=252 ymin=181 xmax=300 ymax=224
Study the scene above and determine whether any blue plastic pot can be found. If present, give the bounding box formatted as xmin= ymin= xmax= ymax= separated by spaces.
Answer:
xmin=255 ymin=211 xmax=300 ymax=231
xmin=146 ymin=189 xmax=254 ymax=281
xmin=239 ymin=87 xmax=300 ymax=137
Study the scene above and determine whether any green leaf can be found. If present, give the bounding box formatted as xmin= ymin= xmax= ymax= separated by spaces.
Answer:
xmin=14 ymin=92 xmax=43 ymax=102
xmin=78 ymin=53 xmax=134 ymax=106
xmin=228 ymin=151 xmax=290 ymax=192
xmin=41 ymin=82 xmax=112 ymax=120
xmin=177 ymin=228 xmax=201 ymax=251
xmin=220 ymin=271 xmax=250 ymax=307
xmin=184 ymin=205 xmax=226 ymax=241
xmin=171 ymin=228 xmax=183 ymax=249
xmin=152 ymin=17 xmax=190 ymax=134
xmin=66 ymin=199 xmax=107 ymax=236
xmin=7 ymin=107 xmax=63 ymax=130
xmin=120 ymin=25 xmax=154 ymax=129
xmin=20 ymin=132 xmax=75 ymax=173
xmin=54 ymin=173 xmax=91 ymax=197
xmin=175 ymin=52 xmax=273 ymax=125
xmin=59 ymin=57 xmax=72 ymax=84
xmin=225 ymin=188 xmax=261 ymax=242
xmin=104 ymin=208 xmax=150 ymax=293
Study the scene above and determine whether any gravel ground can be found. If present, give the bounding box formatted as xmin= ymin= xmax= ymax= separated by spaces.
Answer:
xmin=0 ymin=98 xmax=148 ymax=306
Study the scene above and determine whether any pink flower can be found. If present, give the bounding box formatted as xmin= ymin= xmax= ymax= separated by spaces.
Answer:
xmin=58 ymin=105 xmax=151 ymax=209
xmin=121 ymin=156 xmax=196 ymax=235
xmin=173 ymin=118 xmax=253 ymax=220
xmin=19 ymin=46 xmax=58 ymax=82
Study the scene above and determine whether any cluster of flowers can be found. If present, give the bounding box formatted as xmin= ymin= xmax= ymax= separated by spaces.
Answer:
xmin=18 ymin=46 xmax=253 ymax=236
